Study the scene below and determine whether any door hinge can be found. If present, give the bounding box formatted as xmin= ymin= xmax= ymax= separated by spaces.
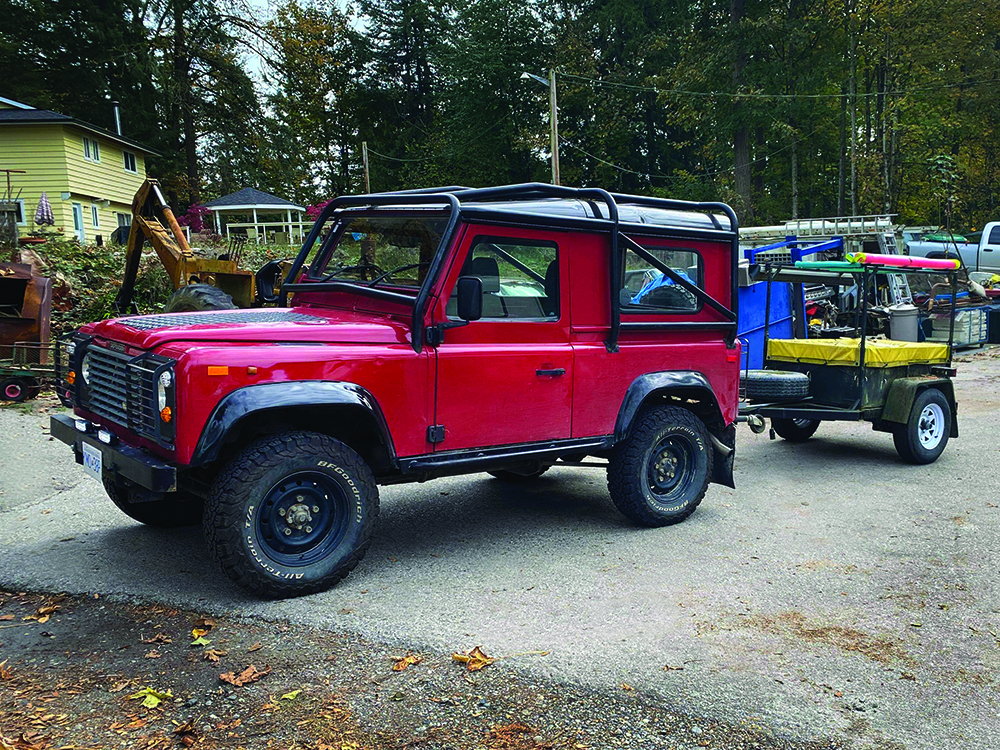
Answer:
xmin=427 ymin=425 xmax=446 ymax=444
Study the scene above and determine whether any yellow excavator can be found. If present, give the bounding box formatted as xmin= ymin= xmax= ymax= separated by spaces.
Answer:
xmin=113 ymin=179 xmax=287 ymax=315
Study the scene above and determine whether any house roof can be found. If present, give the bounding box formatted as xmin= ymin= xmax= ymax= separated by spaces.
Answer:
xmin=203 ymin=187 xmax=305 ymax=211
xmin=0 ymin=99 xmax=160 ymax=155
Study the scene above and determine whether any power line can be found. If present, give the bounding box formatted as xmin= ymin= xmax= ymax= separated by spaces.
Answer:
xmin=563 ymin=128 xmax=817 ymax=183
xmin=560 ymin=71 xmax=1000 ymax=101
xmin=366 ymin=112 xmax=513 ymax=163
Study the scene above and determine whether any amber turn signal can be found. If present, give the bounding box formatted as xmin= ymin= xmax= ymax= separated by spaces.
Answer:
xmin=66 ymin=370 xmax=76 ymax=384
xmin=160 ymin=406 xmax=172 ymax=423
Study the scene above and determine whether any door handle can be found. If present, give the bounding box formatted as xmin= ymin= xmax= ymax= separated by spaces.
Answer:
xmin=536 ymin=368 xmax=566 ymax=377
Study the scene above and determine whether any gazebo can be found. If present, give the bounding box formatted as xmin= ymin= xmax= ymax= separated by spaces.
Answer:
xmin=203 ymin=187 xmax=308 ymax=244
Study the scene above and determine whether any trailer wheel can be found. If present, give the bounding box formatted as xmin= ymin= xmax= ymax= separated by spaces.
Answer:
xmin=771 ymin=417 xmax=820 ymax=442
xmin=164 ymin=284 xmax=236 ymax=312
xmin=742 ymin=370 xmax=810 ymax=401
xmin=0 ymin=377 xmax=31 ymax=403
xmin=893 ymin=389 xmax=951 ymax=464
xmin=204 ymin=431 xmax=379 ymax=598
xmin=607 ymin=406 xmax=712 ymax=527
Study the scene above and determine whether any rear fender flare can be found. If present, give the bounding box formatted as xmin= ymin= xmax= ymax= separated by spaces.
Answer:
xmin=614 ymin=371 xmax=724 ymax=442
xmin=614 ymin=372 xmax=733 ymax=488
xmin=881 ymin=377 xmax=958 ymax=438
xmin=190 ymin=381 xmax=396 ymax=466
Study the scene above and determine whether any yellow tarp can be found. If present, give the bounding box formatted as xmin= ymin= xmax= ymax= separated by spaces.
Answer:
xmin=767 ymin=338 xmax=949 ymax=368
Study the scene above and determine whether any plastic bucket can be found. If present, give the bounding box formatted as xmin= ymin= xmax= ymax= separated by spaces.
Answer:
xmin=888 ymin=303 xmax=919 ymax=341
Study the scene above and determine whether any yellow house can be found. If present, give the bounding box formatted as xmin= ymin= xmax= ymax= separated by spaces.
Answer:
xmin=0 ymin=95 xmax=158 ymax=243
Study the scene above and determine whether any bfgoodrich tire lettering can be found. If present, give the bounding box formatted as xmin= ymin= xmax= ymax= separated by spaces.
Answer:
xmin=204 ymin=431 xmax=378 ymax=598
xmin=607 ymin=405 xmax=712 ymax=527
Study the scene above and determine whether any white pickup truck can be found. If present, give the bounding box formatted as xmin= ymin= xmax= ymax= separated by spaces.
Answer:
xmin=905 ymin=222 xmax=1000 ymax=273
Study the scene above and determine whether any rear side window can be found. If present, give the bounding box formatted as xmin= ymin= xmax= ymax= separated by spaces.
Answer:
xmin=448 ymin=236 xmax=559 ymax=319
xmin=621 ymin=246 xmax=703 ymax=312
xmin=989 ymin=226 xmax=1000 ymax=244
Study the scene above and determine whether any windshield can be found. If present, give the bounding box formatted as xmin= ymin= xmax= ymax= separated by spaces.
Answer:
xmin=309 ymin=215 xmax=448 ymax=289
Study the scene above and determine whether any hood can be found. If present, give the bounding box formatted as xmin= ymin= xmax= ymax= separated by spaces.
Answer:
xmin=86 ymin=307 xmax=413 ymax=349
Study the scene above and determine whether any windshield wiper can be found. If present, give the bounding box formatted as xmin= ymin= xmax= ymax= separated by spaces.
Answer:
xmin=367 ymin=262 xmax=430 ymax=287
xmin=318 ymin=263 xmax=385 ymax=283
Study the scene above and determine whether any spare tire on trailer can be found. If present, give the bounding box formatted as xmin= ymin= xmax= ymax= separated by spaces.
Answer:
xmin=163 ymin=284 xmax=236 ymax=312
xmin=742 ymin=369 xmax=810 ymax=401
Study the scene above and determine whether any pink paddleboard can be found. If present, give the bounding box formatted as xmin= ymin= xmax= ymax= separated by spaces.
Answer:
xmin=847 ymin=252 xmax=960 ymax=270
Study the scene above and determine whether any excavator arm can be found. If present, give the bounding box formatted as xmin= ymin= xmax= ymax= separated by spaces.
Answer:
xmin=113 ymin=179 xmax=193 ymax=315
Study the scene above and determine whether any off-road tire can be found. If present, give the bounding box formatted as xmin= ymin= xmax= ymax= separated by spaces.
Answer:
xmin=607 ymin=406 xmax=712 ymax=527
xmin=742 ymin=369 xmax=810 ymax=401
xmin=771 ymin=417 xmax=820 ymax=442
xmin=163 ymin=284 xmax=236 ymax=312
xmin=893 ymin=389 xmax=951 ymax=465
xmin=488 ymin=467 xmax=550 ymax=482
xmin=1 ymin=377 xmax=31 ymax=403
xmin=103 ymin=478 xmax=204 ymax=527
xmin=204 ymin=432 xmax=379 ymax=598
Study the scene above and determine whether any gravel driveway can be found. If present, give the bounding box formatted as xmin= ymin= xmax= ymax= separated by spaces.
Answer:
xmin=2 ymin=349 xmax=998 ymax=749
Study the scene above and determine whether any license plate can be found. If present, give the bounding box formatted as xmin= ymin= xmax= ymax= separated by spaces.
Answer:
xmin=82 ymin=442 xmax=103 ymax=483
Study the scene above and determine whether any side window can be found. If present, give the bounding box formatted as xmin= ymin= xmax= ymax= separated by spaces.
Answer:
xmin=449 ymin=236 xmax=559 ymax=320
xmin=989 ymin=226 xmax=1000 ymax=245
xmin=621 ymin=246 xmax=702 ymax=313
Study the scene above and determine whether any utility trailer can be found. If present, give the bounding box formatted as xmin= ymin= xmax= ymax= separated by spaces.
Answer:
xmin=740 ymin=261 xmax=960 ymax=464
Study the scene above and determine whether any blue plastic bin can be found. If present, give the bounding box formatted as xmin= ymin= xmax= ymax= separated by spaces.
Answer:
xmin=738 ymin=281 xmax=796 ymax=370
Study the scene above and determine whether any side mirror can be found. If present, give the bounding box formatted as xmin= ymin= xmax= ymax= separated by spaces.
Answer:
xmin=456 ymin=276 xmax=483 ymax=321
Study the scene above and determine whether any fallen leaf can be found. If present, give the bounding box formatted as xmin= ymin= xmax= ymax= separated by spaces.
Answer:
xmin=220 ymin=664 xmax=271 ymax=687
xmin=451 ymin=646 xmax=493 ymax=672
xmin=0 ymin=615 xmax=13 ymax=621
xmin=140 ymin=633 xmax=172 ymax=645
xmin=663 ymin=664 xmax=685 ymax=671
xmin=391 ymin=654 xmax=422 ymax=672
xmin=280 ymin=689 xmax=302 ymax=701
xmin=204 ymin=649 xmax=227 ymax=663
xmin=248 ymin=642 xmax=263 ymax=653
xmin=0 ymin=661 xmax=11 ymax=680
xmin=173 ymin=718 xmax=197 ymax=747
xmin=127 ymin=686 xmax=174 ymax=709
xmin=620 ymin=683 xmax=634 ymax=691
xmin=144 ymin=650 xmax=163 ymax=659
xmin=191 ymin=617 xmax=215 ymax=639
xmin=190 ymin=636 xmax=211 ymax=647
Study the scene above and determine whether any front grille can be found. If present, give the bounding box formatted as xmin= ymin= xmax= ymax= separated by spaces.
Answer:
xmin=82 ymin=346 xmax=171 ymax=443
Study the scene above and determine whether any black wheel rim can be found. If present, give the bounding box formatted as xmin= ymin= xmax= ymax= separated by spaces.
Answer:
xmin=255 ymin=471 xmax=351 ymax=567
xmin=646 ymin=434 xmax=696 ymax=503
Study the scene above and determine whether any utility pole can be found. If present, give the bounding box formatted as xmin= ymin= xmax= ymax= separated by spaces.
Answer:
xmin=549 ymin=69 xmax=560 ymax=186
xmin=362 ymin=141 xmax=371 ymax=194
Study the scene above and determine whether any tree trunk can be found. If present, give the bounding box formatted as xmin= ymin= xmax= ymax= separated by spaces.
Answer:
xmin=173 ymin=1 xmax=198 ymax=205
xmin=731 ymin=0 xmax=753 ymax=223
xmin=791 ymin=121 xmax=799 ymax=220
xmin=838 ymin=83 xmax=847 ymax=215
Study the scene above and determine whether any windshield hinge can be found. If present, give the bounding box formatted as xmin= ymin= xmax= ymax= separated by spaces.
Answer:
xmin=427 ymin=425 xmax=446 ymax=444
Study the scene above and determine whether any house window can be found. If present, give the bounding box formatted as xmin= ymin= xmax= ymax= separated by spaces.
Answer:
xmin=13 ymin=199 xmax=25 ymax=225
xmin=116 ymin=213 xmax=131 ymax=227
xmin=83 ymin=137 xmax=101 ymax=162
xmin=123 ymin=150 xmax=137 ymax=173
xmin=91 ymin=205 xmax=100 ymax=228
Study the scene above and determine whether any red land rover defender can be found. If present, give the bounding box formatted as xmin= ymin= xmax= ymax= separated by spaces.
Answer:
xmin=52 ymin=184 xmax=740 ymax=597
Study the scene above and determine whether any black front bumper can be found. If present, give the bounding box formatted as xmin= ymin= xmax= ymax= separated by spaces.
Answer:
xmin=50 ymin=414 xmax=178 ymax=492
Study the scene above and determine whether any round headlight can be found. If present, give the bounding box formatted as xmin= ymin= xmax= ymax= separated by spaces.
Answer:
xmin=158 ymin=370 xmax=172 ymax=389
xmin=81 ymin=352 xmax=92 ymax=384
xmin=66 ymin=341 xmax=76 ymax=357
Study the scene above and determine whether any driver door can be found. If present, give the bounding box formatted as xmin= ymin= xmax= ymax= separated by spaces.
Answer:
xmin=431 ymin=226 xmax=573 ymax=451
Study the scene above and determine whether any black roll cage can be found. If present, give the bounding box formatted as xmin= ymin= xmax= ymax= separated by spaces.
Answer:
xmin=281 ymin=182 xmax=739 ymax=353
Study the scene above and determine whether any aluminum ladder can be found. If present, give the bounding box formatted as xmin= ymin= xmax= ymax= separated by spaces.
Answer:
xmin=877 ymin=232 xmax=912 ymax=304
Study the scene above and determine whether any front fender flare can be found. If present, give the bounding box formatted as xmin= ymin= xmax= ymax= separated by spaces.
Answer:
xmin=190 ymin=381 xmax=395 ymax=466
